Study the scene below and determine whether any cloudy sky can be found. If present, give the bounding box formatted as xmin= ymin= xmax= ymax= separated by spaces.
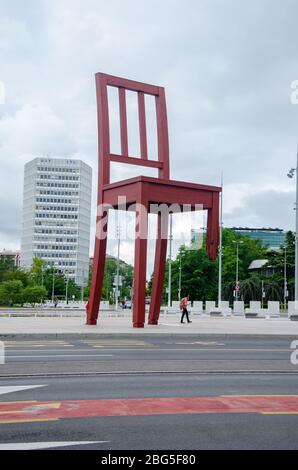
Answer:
xmin=1 ymin=0 xmax=298 ymax=269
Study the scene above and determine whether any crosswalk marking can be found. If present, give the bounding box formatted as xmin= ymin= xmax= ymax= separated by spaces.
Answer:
xmin=0 ymin=385 xmax=46 ymax=396
xmin=0 ymin=441 xmax=107 ymax=449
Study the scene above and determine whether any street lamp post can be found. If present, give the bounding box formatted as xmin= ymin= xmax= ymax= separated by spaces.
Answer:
xmin=178 ymin=251 xmax=182 ymax=300
xmin=115 ymin=225 xmax=120 ymax=310
xmin=65 ymin=270 xmax=69 ymax=304
xmin=168 ymin=213 xmax=173 ymax=307
xmin=232 ymin=240 xmax=244 ymax=301
xmin=51 ymin=263 xmax=55 ymax=305
xmin=218 ymin=172 xmax=223 ymax=309
xmin=81 ymin=270 xmax=85 ymax=304
xmin=287 ymin=142 xmax=298 ymax=306
xmin=284 ymin=247 xmax=288 ymax=310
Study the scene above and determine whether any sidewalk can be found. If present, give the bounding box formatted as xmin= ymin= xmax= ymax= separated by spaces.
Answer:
xmin=1 ymin=312 xmax=298 ymax=337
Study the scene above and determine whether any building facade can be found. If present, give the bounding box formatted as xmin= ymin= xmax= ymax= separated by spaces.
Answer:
xmin=230 ymin=227 xmax=286 ymax=250
xmin=0 ymin=250 xmax=20 ymax=268
xmin=21 ymin=157 xmax=92 ymax=287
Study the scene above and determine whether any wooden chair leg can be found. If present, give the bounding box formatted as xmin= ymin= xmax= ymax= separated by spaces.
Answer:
xmin=133 ymin=203 xmax=148 ymax=328
xmin=87 ymin=211 xmax=108 ymax=325
xmin=148 ymin=213 xmax=168 ymax=325
xmin=206 ymin=192 xmax=220 ymax=261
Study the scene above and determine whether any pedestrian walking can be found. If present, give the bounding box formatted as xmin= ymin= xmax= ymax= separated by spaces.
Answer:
xmin=180 ymin=294 xmax=191 ymax=323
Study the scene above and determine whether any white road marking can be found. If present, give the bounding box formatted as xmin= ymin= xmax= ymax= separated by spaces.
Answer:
xmin=0 ymin=441 xmax=109 ymax=450
xmin=7 ymin=354 xmax=114 ymax=358
xmin=0 ymin=385 xmax=46 ymax=396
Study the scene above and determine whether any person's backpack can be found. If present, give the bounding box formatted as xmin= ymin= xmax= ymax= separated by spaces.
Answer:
xmin=179 ymin=299 xmax=184 ymax=310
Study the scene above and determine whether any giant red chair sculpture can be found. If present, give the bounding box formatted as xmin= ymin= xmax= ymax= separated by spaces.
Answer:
xmin=87 ymin=73 xmax=221 ymax=327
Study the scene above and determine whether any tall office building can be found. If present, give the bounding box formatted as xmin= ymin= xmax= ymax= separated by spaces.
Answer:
xmin=21 ymin=157 xmax=92 ymax=287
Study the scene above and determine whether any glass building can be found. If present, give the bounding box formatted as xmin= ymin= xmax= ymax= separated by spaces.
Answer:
xmin=20 ymin=157 xmax=92 ymax=287
xmin=230 ymin=227 xmax=286 ymax=250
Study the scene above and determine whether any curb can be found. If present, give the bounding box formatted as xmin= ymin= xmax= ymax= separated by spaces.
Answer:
xmin=1 ymin=370 xmax=298 ymax=379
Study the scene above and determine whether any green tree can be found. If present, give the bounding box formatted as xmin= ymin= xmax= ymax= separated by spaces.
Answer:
xmin=0 ymin=280 xmax=23 ymax=306
xmin=155 ymin=228 xmax=267 ymax=304
xmin=23 ymin=285 xmax=48 ymax=306
xmin=266 ymin=231 xmax=295 ymax=300
xmin=4 ymin=269 xmax=30 ymax=287
xmin=86 ymin=255 xmax=133 ymax=303
xmin=29 ymin=257 xmax=46 ymax=286
xmin=0 ymin=256 xmax=15 ymax=282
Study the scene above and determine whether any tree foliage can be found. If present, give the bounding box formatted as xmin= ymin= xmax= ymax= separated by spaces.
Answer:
xmin=23 ymin=285 xmax=48 ymax=306
xmin=149 ymin=228 xmax=292 ymax=305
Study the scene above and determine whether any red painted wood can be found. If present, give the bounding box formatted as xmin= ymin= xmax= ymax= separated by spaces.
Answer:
xmin=148 ymin=213 xmax=169 ymax=324
xmin=156 ymin=88 xmax=170 ymax=179
xmin=101 ymin=72 xmax=159 ymax=96
xmin=96 ymin=73 xmax=110 ymax=186
xmin=104 ymin=175 xmax=220 ymax=193
xmin=87 ymin=205 xmax=108 ymax=325
xmin=138 ymin=92 xmax=148 ymax=160
xmin=109 ymin=154 xmax=162 ymax=169
xmin=132 ymin=187 xmax=148 ymax=328
xmin=206 ymin=192 xmax=220 ymax=260
xmin=88 ymin=72 xmax=221 ymax=326
xmin=118 ymin=87 xmax=128 ymax=156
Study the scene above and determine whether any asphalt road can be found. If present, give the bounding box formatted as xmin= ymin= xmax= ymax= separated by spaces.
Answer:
xmin=0 ymin=335 xmax=297 ymax=450
xmin=0 ymin=373 xmax=298 ymax=449
xmin=0 ymin=335 xmax=297 ymax=375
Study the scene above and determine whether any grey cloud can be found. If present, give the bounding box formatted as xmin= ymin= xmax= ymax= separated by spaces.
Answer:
xmin=0 ymin=0 xmax=298 ymax=265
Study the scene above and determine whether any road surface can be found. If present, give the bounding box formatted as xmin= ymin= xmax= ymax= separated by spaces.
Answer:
xmin=0 ymin=335 xmax=297 ymax=449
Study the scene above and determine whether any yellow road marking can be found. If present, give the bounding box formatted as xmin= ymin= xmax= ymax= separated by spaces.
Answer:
xmin=5 ymin=344 xmax=73 ymax=348
xmin=0 ymin=403 xmax=61 ymax=415
xmin=0 ymin=401 xmax=37 ymax=405
xmin=28 ymin=402 xmax=61 ymax=410
xmin=221 ymin=395 xmax=298 ymax=397
xmin=260 ymin=412 xmax=298 ymax=415
xmin=4 ymin=342 xmax=70 ymax=345
xmin=0 ymin=418 xmax=58 ymax=424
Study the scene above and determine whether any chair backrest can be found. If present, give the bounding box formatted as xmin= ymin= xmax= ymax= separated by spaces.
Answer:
xmin=95 ymin=73 xmax=170 ymax=187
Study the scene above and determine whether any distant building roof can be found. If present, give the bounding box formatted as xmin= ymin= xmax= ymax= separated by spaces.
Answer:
xmin=231 ymin=227 xmax=283 ymax=233
xmin=0 ymin=249 xmax=20 ymax=255
xmin=248 ymin=259 xmax=269 ymax=270
xmin=229 ymin=227 xmax=286 ymax=250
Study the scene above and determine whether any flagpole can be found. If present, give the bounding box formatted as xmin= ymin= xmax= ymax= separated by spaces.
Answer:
xmin=218 ymin=171 xmax=223 ymax=309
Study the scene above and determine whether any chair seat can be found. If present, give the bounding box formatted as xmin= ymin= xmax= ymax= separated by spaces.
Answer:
xmin=103 ymin=175 xmax=221 ymax=209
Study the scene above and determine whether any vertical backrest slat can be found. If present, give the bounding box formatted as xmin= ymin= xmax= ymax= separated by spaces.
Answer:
xmin=138 ymin=92 xmax=148 ymax=160
xmin=96 ymin=73 xmax=110 ymax=186
xmin=118 ymin=87 xmax=129 ymax=156
xmin=155 ymin=88 xmax=170 ymax=179
xmin=96 ymin=73 xmax=170 ymax=184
